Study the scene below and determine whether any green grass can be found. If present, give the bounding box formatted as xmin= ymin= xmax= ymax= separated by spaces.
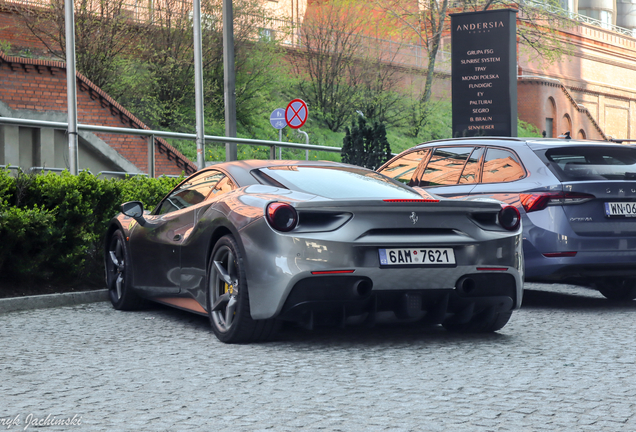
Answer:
xmin=386 ymin=129 xmax=424 ymax=155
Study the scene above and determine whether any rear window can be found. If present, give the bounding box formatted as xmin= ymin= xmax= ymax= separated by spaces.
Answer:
xmin=536 ymin=146 xmax=636 ymax=181
xmin=255 ymin=166 xmax=422 ymax=199
xmin=381 ymin=149 xmax=431 ymax=185
xmin=482 ymin=148 xmax=525 ymax=183
xmin=420 ymin=147 xmax=475 ymax=186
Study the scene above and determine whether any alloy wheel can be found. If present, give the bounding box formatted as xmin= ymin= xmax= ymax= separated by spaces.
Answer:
xmin=108 ymin=234 xmax=126 ymax=301
xmin=209 ymin=245 xmax=240 ymax=332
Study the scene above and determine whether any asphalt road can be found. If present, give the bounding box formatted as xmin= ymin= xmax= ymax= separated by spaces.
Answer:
xmin=2 ymin=282 xmax=636 ymax=431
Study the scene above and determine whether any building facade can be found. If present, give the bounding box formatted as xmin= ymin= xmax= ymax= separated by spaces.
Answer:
xmin=0 ymin=50 xmax=196 ymax=176
xmin=1 ymin=0 xmax=636 ymax=156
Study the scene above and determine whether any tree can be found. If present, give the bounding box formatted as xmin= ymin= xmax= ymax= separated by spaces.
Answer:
xmin=292 ymin=0 xmax=409 ymax=132
xmin=111 ymin=0 xmax=282 ymax=130
xmin=370 ymin=122 xmax=392 ymax=169
xmin=14 ymin=0 xmax=282 ymax=131
xmin=13 ymin=0 xmax=146 ymax=89
xmin=375 ymin=0 xmax=450 ymax=137
xmin=341 ymin=116 xmax=392 ymax=169
xmin=291 ymin=0 xmax=372 ymax=132
xmin=356 ymin=50 xmax=408 ymax=127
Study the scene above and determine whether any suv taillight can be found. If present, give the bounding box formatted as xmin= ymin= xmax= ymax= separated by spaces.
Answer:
xmin=520 ymin=192 xmax=595 ymax=213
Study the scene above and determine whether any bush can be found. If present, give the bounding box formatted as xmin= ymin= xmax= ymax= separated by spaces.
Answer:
xmin=519 ymin=119 xmax=543 ymax=137
xmin=0 ymin=169 xmax=182 ymax=289
xmin=0 ymin=205 xmax=55 ymax=281
xmin=341 ymin=117 xmax=392 ymax=169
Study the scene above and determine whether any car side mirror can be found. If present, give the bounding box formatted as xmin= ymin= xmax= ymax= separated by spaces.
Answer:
xmin=121 ymin=201 xmax=146 ymax=226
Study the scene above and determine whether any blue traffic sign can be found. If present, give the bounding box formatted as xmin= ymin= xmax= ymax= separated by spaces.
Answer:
xmin=270 ymin=108 xmax=286 ymax=130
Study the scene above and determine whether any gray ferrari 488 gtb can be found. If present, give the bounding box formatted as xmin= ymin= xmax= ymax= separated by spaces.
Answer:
xmin=105 ymin=160 xmax=523 ymax=343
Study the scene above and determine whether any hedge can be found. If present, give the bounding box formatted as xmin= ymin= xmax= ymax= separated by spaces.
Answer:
xmin=0 ymin=169 xmax=183 ymax=288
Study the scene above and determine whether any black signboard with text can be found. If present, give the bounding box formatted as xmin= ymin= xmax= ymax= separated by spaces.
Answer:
xmin=451 ymin=9 xmax=517 ymax=137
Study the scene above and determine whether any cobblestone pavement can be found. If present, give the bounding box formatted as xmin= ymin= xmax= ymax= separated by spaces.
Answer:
xmin=2 ymin=282 xmax=636 ymax=432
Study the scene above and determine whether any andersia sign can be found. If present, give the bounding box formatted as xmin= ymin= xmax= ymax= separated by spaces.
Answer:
xmin=451 ymin=9 xmax=518 ymax=137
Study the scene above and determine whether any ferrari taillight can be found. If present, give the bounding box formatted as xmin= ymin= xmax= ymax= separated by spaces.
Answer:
xmin=498 ymin=206 xmax=520 ymax=231
xmin=520 ymin=192 xmax=595 ymax=213
xmin=266 ymin=202 xmax=298 ymax=232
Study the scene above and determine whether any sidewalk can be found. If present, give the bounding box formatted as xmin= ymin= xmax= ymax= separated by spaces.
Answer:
xmin=0 ymin=289 xmax=108 ymax=314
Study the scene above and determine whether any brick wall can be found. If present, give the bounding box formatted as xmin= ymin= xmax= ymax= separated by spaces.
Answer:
xmin=0 ymin=51 xmax=196 ymax=176
xmin=0 ymin=7 xmax=54 ymax=56
xmin=517 ymin=79 xmax=606 ymax=140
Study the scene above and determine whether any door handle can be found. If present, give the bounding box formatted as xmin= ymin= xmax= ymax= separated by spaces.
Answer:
xmin=173 ymin=234 xmax=182 ymax=241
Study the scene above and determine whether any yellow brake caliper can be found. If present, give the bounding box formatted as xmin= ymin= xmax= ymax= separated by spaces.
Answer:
xmin=223 ymin=282 xmax=236 ymax=316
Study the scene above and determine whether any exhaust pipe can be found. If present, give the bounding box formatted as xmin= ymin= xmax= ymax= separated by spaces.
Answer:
xmin=353 ymin=279 xmax=373 ymax=297
xmin=456 ymin=277 xmax=476 ymax=295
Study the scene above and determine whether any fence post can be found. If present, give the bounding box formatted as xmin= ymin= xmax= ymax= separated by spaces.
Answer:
xmin=297 ymin=129 xmax=309 ymax=160
xmin=147 ymin=134 xmax=155 ymax=178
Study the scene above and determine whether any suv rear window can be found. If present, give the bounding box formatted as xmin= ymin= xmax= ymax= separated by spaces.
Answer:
xmin=420 ymin=147 xmax=475 ymax=186
xmin=536 ymin=146 xmax=636 ymax=181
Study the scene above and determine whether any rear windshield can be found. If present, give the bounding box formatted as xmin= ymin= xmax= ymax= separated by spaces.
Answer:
xmin=535 ymin=146 xmax=636 ymax=181
xmin=254 ymin=165 xmax=422 ymax=199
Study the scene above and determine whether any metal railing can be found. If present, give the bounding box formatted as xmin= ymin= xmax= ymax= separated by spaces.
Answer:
xmin=0 ymin=117 xmax=341 ymax=152
xmin=448 ymin=0 xmax=635 ymax=38
xmin=522 ymin=0 xmax=636 ymax=37
xmin=0 ymin=116 xmax=342 ymax=176
xmin=1 ymin=164 xmax=156 ymax=177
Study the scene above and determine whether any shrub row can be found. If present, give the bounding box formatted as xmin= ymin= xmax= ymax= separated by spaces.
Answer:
xmin=0 ymin=169 xmax=182 ymax=288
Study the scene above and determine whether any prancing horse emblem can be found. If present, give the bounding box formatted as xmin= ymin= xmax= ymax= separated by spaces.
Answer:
xmin=410 ymin=212 xmax=418 ymax=224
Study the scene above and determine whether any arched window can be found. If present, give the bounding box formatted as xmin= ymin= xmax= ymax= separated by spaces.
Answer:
xmin=578 ymin=129 xmax=586 ymax=140
xmin=562 ymin=114 xmax=572 ymax=136
xmin=545 ymin=97 xmax=557 ymax=138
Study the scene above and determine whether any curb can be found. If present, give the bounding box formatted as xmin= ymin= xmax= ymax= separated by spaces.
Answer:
xmin=0 ymin=289 xmax=109 ymax=314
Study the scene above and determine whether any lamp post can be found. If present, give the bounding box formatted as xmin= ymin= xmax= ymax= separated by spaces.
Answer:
xmin=64 ymin=0 xmax=78 ymax=175
xmin=193 ymin=0 xmax=205 ymax=170
xmin=223 ymin=0 xmax=237 ymax=161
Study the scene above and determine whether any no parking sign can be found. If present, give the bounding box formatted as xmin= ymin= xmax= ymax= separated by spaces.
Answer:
xmin=285 ymin=99 xmax=308 ymax=129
